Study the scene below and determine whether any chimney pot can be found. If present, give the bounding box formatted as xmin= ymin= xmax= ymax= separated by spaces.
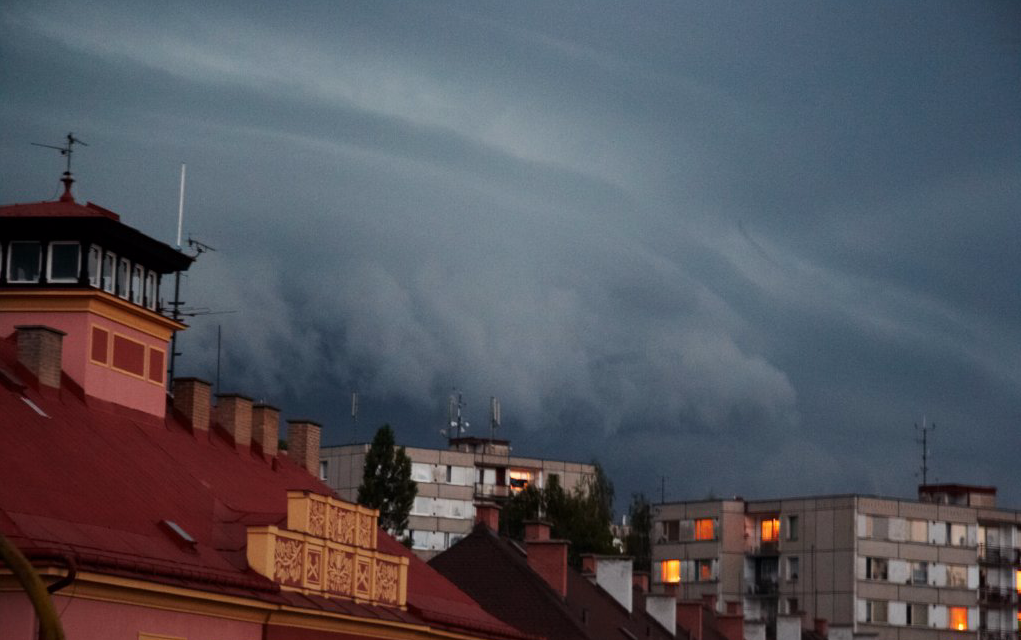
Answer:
xmin=214 ymin=393 xmax=253 ymax=449
xmin=287 ymin=419 xmax=321 ymax=475
xmin=172 ymin=377 xmax=212 ymax=432
xmin=15 ymin=325 xmax=65 ymax=388
xmin=252 ymin=403 xmax=280 ymax=458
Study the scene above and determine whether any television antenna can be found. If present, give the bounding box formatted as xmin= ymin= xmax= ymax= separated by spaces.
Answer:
xmin=489 ymin=396 xmax=501 ymax=442
xmin=914 ymin=416 xmax=936 ymax=485
xmin=32 ymin=132 xmax=88 ymax=175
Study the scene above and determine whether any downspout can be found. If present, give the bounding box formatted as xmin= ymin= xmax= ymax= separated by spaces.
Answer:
xmin=0 ymin=532 xmax=66 ymax=640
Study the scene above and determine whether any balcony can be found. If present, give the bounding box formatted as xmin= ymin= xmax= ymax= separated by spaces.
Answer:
xmin=474 ymin=483 xmax=509 ymax=499
xmin=746 ymin=578 xmax=779 ymax=596
xmin=978 ymin=586 xmax=1018 ymax=606
xmin=978 ymin=544 xmax=1021 ymax=566
xmin=749 ymin=541 xmax=780 ymax=556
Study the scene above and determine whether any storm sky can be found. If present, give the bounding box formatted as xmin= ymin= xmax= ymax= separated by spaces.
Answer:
xmin=2 ymin=1 xmax=1019 ymax=510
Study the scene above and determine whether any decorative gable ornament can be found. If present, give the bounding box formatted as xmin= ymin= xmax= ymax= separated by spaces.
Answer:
xmin=247 ymin=491 xmax=409 ymax=607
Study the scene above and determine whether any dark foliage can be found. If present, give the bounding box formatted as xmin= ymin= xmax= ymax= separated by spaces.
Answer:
xmin=356 ymin=424 xmax=417 ymax=536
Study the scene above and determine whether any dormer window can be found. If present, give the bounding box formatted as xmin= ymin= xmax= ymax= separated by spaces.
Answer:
xmin=47 ymin=241 xmax=80 ymax=283
xmin=102 ymin=251 xmax=116 ymax=292
xmin=7 ymin=241 xmax=41 ymax=282
xmin=144 ymin=271 xmax=157 ymax=310
xmin=131 ymin=264 xmax=143 ymax=304
xmin=87 ymin=245 xmax=102 ymax=287
xmin=117 ymin=258 xmax=130 ymax=299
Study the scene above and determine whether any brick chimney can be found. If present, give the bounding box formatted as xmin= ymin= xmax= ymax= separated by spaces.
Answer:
xmin=15 ymin=325 xmax=65 ymax=388
xmin=214 ymin=393 xmax=253 ymax=449
xmin=252 ymin=403 xmax=280 ymax=457
xmin=474 ymin=502 xmax=501 ymax=531
xmin=524 ymin=520 xmax=568 ymax=598
xmin=172 ymin=378 xmax=211 ymax=432
xmin=287 ymin=419 xmax=321 ymax=475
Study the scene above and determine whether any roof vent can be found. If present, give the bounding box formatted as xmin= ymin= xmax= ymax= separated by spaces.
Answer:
xmin=158 ymin=520 xmax=197 ymax=551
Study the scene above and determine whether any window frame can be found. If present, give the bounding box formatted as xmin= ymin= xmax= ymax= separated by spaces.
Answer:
xmin=46 ymin=241 xmax=81 ymax=283
xmin=116 ymin=257 xmax=130 ymax=299
xmin=102 ymin=251 xmax=117 ymax=293
xmin=87 ymin=245 xmax=102 ymax=287
xmin=866 ymin=557 xmax=888 ymax=581
xmin=144 ymin=270 xmax=158 ymax=310
xmin=7 ymin=241 xmax=42 ymax=283
xmin=131 ymin=264 xmax=143 ymax=304
xmin=787 ymin=515 xmax=799 ymax=541
xmin=865 ymin=600 xmax=888 ymax=624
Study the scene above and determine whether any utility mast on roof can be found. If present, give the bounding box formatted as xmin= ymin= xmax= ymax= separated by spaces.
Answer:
xmin=32 ymin=132 xmax=88 ymax=201
xmin=489 ymin=396 xmax=500 ymax=442
xmin=441 ymin=389 xmax=468 ymax=445
xmin=914 ymin=416 xmax=936 ymax=485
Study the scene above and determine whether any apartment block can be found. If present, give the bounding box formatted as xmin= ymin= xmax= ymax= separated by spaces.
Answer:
xmin=652 ymin=485 xmax=1020 ymax=640
xmin=320 ymin=436 xmax=595 ymax=558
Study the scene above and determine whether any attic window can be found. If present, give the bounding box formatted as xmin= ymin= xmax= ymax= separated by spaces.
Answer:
xmin=8 ymin=241 xmax=41 ymax=283
xmin=117 ymin=258 xmax=130 ymax=299
xmin=87 ymin=245 xmax=102 ymax=287
xmin=47 ymin=242 xmax=80 ymax=283
xmin=102 ymin=251 xmax=116 ymax=292
xmin=160 ymin=520 xmax=196 ymax=546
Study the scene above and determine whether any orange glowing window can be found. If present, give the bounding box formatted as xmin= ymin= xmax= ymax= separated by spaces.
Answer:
xmin=661 ymin=560 xmax=680 ymax=583
xmin=949 ymin=607 xmax=967 ymax=631
xmin=698 ymin=559 xmax=713 ymax=581
xmin=1016 ymin=570 xmax=1020 ymax=593
xmin=761 ymin=518 xmax=780 ymax=542
xmin=694 ymin=518 xmax=715 ymax=541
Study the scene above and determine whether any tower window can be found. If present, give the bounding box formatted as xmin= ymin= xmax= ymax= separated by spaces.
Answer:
xmin=131 ymin=264 xmax=143 ymax=304
xmin=88 ymin=245 xmax=102 ymax=287
xmin=117 ymin=258 xmax=130 ymax=298
xmin=47 ymin=242 xmax=80 ymax=282
xmin=8 ymin=241 xmax=41 ymax=282
xmin=102 ymin=251 xmax=116 ymax=292
xmin=145 ymin=271 xmax=158 ymax=310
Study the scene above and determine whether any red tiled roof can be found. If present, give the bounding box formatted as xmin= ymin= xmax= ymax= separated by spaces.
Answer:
xmin=0 ymin=333 xmax=528 ymax=639
xmin=0 ymin=200 xmax=120 ymax=220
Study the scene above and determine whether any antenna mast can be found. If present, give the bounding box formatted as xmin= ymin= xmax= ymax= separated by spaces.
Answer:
xmin=489 ymin=396 xmax=500 ymax=442
xmin=32 ymin=132 xmax=88 ymax=201
xmin=351 ymin=391 xmax=359 ymax=443
xmin=914 ymin=417 xmax=936 ymax=485
xmin=441 ymin=390 xmax=468 ymax=445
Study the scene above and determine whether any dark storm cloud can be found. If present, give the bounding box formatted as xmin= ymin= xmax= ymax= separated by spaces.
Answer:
xmin=2 ymin=0 xmax=1018 ymax=509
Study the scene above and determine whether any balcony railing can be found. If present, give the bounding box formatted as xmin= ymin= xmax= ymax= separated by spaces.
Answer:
xmin=978 ymin=586 xmax=1019 ymax=606
xmin=749 ymin=541 xmax=780 ymax=556
xmin=978 ymin=544 xmax=1021 ymax=566
xmin=746 ymin=578 xmax=779 ymax=596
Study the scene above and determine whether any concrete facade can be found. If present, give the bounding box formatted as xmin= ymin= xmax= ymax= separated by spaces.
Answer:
xmin=320 ymin=437 xmax=595 ymax=558
xmin=652 ymin=488 xmax=1020 ymax=640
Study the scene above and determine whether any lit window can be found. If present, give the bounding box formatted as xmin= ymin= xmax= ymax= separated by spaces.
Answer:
xmin=696 ymin=558 xmax=714 ymax=581
xmin=694 ymin=518 xmax=715 ymax=540
xmin=661 ymin=560 xmax=680 ymax=583
xmin=145 ymin=271 xmax=157 ymax=310
xmin=508 ymin=469 xmax=532 ymax=493
xmin=117 ymin=258 xmax=130 ymax=298
xmin=131 ymin=264 xmax=143 ymax=304
xmin=102 ymin=251 xmax=116 ymax=292
xmin=8 ymin=241 xmax=41 ymax=282
xmin=949 ymin=606 xmax=967 ymax=631
xmin=88 ymin=245 xmax=102 ymax=287
xmin=47 ymin=241 xmax=80 ymax=282
xmin=1016 ymin=569 xmax=1020 ymax=593
xmin=761 ymin=517 xmax=780 ymax=542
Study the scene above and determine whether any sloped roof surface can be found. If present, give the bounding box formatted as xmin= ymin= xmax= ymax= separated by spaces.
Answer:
xmin=430 ymin=524 xmax=679 ymax=640
xmin=0 ymin=334 xmax=527 ymax=639
xmin=0 ymin=200 xmax=120 ymax=220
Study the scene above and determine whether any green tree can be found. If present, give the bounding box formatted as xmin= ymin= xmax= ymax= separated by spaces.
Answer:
xmin=357 ymin=425 xmax=417 ymax=536
xmin=502 ymin=461 xmax=616 ymax=566
xmin=624 ymin=492 xmax=652 ymax=571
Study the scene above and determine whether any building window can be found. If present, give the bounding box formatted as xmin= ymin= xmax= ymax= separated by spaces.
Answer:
xmin=131 ymin=264 xmax=143 ymax=304
xmin=787 ymin=598 xmax=799 ymax=615
xmin=761 ymin=517 xmax=780 ymax=542
xmin=947 ymin=564 xmax=967 ymax=588
xmin=694 ymin=518 xmax=715 ymax=541
xmin=909 ymin=519 xmax=928 ymax=543
xmin=508 ymin=469 xmax=532 ymax=493
xmin=8 ymin=241 xmax=42 ymax=282
xmin=661 ymin=560 xmax=680 ymax=584
xmin=102 ymin=251 xmax=116 ymax=292
xmin=866 ymin=557 xmax=888 ymax=581
xmin=1016 ymin=569 xmax=1020 ymax=593
xmin=47 ymin=241 xmax=80 ymax=282
xmin=787 ymin=515 xmax=799 ymax=541
xmin=787 ymin=556 xmax=800 ymax=581
xmin=663 ymin=520 xmax=680 ymax=542
xmin=145 ymin=271 xmax=158 ymax=310
xmin=318 ymin=460 xmax=327 ymax=481
xmin=948 ymin=523 xmax=968 ymax=547
xmin=117 ymin=258 xmax=130 ymax=298
xmin=88 ymin=245 xmax=102 ymax=287
xmin=949 ymin=606 xmax=967 ymax=631
xmin=907 ymin=603 xmax=928 ymax=627
xmin=910 ymin=561 xmax=928 ymax=585
xmin=696 ymin=558 xmax=715 ymax=581
xmin=866 ymin=600 xmax=888 ymax=623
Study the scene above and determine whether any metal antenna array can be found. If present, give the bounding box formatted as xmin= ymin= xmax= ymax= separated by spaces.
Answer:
xmin=914 ymin=416 xmax=936 ymax=485
xmin=351 ymin=391 xmax=359 ymax=444
xmin=489 ymin=396 xmax=501 ymax=442
xmin=441 ymin=390 xmax=469 ymax=444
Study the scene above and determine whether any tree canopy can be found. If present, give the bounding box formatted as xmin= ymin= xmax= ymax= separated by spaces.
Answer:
xmin=624 ymin=492 xmax=652 ymax=572
xmin=356 ymin=424 xmax=417 ymax=536
xmin=502 ymin=461 xmax=616 ymax=567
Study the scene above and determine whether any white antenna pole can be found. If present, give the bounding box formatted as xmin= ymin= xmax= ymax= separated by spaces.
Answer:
xmin=176 ymin=163 xmax=186 ymax=248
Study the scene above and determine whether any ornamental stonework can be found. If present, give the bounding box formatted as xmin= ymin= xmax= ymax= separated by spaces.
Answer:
xmin=248 ymin=491 xmax=407 ymax=608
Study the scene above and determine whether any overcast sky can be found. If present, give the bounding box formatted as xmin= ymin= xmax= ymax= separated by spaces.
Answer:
xmin=2 ymin=1 xmax=1019 ymax=511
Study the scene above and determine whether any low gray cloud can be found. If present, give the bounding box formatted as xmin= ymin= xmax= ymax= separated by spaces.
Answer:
xmin=2 ymin=0 xmax=1018 ymax=509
